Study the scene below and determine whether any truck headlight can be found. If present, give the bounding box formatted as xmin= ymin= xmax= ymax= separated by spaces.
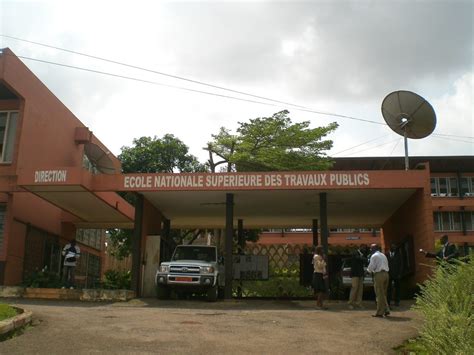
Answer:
xmin=200 ymin=266 xmax=215 ymax=274
xmin=159 ymin=265 xmax=169 ymax=273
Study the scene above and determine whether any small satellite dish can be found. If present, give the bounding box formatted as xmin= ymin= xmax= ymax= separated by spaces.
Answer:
xmin=84 ymin=142 xmax=117 ymax=174
xmin=381 ymin=90 xmax=436 ymax=170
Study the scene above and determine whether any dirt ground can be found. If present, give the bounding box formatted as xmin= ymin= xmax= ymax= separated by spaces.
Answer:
xmin=0 ymin=298 xmax=421 ymax=354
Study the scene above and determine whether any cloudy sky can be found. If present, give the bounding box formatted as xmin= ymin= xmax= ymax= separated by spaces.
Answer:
xmin=1 ymin=0 xmax=473 ymax=164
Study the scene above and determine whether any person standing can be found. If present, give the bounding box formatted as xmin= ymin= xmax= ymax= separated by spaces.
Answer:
xmin=367 ymin=244 xmax=390 ymax=318
xmin=420 ymin=234 xmax=458 ymax=262
xmin=347 ymin=245 xmax=366 ymax=309
xmin=62 ymin=239 xmax=80 ymax=289
xmin=386 ymin=243 xmax=402 ymax=307
xmin=312 ymin=246 xmax=328 ymax=310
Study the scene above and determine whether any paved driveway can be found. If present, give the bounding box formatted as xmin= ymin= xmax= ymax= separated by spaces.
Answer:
xmin=0 ymin=298 xmax=420 ymax=354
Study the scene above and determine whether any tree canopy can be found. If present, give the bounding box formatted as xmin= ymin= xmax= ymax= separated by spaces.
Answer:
xmin=119 ymin=134 xmax=206 ymax=173
xmin=109 ymin=134 xmax=205 ymax=258
xmin=205 ymin=110 xmax=338 ymax=172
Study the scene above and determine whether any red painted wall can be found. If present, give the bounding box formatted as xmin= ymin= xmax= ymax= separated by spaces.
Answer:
xmin=382 ymin=186 xmax=435 ymax=287
xmin=0 ymin=49 xmax=125 ymax=285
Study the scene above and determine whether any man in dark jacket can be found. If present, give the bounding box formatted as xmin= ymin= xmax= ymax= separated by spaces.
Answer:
xmin=348 ymin=245 xmax=367 ymax=309
xmin=421 ymin=235 xmax=459 ymax=262
xmin=386 ymin=243 xmax=402 ymax=307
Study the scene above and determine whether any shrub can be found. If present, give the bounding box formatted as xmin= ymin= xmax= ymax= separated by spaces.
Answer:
xmin=413 ymin=257 xmax=473 ymax=354
xmin=102 ymin=269 xmax=131 ymax=290
xmin=233 ymin=266 xmax=313 ymax=298
xmin=22 ymin=267 xmax=62 ymax=288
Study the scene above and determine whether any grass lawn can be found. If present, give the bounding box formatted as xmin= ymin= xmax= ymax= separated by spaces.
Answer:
xmin=0 ymin=304 xmax=17 ymax=321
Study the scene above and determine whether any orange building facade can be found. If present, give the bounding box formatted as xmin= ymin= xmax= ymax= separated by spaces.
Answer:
xmin=0 ymin=48 xmax=473 ymax=296
xmin=0 ymin=48 xmax=133 ymax=286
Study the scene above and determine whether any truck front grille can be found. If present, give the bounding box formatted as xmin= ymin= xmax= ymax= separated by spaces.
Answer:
xmin=170 ymin=265 xmax=201 ymax=274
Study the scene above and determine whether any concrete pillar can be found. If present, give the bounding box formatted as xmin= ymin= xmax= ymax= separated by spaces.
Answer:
xmin=319 ymin=193 xmax=329 ymax=256
xmin=237 ymin=219 xmax=244 ymax=254
xmin=131 ymin=194 xmax=144 ymax=296
xmin=142 ymin=234 xmax=161 ymax=297
xmin=161 ymin=219 xmax=172 ymax=262
xmin=224 ymin=193 xmax=234 ymax=299
xmin=312 ymin=219 xmax=318 ymax=248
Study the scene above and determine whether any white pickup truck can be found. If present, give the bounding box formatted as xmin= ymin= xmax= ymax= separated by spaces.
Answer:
xmin=155 ymin=245 xmax=224 ymax=302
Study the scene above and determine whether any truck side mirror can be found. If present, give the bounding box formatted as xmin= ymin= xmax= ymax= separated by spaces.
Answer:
xmin=218 ymin=256 xmax=224 ymax=264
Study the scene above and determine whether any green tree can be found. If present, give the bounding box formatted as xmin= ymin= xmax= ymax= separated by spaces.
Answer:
xmin=205 ymin=128 xmax=237 ymax=172
xmin=205 ymin=110 xmax=338 ymax=172
xmin=106 ymin=229 xmax=133 ymax=260
xmin=119 ymin=134 xmax=206 ymax=173
xmin=109 ymin=134 xmax=206 ymax=258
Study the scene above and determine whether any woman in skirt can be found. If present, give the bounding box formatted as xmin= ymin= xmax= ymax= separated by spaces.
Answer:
xmin=312 ymin=246 xmax=328 ymax=309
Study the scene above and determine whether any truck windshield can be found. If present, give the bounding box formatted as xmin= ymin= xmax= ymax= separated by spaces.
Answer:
xmin=172 ymin=247 xmax=216 ymax=262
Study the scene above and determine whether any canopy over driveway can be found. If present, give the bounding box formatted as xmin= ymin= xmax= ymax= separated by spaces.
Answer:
xmin=18 ymin=167 xmax=433 ymax=297
xmin=140 ymin=189 xmax=416 ymax=229
xmin=18 ymin=168 xmax=430 ymax=230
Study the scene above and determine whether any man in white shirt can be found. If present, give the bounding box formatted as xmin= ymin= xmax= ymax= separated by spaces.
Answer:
xmin=367 ymin=244 xmax=390 ymax=318
xmin=62 ymin=239 xmax=80 ymax=289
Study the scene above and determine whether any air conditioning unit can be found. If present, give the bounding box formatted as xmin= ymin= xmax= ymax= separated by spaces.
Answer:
xmin=439 ymin=193 xmax=447 ymax=197
xmin=431 ymin=193 xmax=438 ymax=197
xmin=464 ymin=192 xmax=474 ymax=197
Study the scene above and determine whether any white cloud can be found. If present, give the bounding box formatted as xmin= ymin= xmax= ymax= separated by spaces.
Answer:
xmin=1 ymin=0 xmax=472 ymax=163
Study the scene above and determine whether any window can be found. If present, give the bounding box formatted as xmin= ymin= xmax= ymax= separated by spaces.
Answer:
xmin=460 ymin=178 xmax=469 ymax=196
xmin=430 ymin=178 xmax=437 ymax=195
xmin=0 ymin=111 xmax=18 ymax=163
xmin=433 ymin=212 xmax=464 ymax=231
xmin=76 ymin=229 xmax=103 ymax=250
xmin=457 ymin=177 xmax=474 ymax=197
xmin=433 ymin=212 xmax=441 ymax=230
xmin=464 ymin=212 xmax=473 ymax=231
xmin=438 ymin=177 xmax=448 ymax=196
xmin=431 ymin=177 xmax=460 ymax=197
xmin=451 ymin=213 xmax=462 ymax=231
xmin=449 ymin=178 xmax=458 ymax=196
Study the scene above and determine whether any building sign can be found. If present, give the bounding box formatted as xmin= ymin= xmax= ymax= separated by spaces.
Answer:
xmin=346 ymin=236 xmax=361 ymax=240
xmin=34 ymin=170 xmax=68 ymax=183
xmin=233 ymin=255 xmax=269 ymax=280
xmin=122 ymin=172 xmax=371 ymax=191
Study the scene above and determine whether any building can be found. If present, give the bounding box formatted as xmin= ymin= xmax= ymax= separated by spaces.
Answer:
xmin=1 ymin=48 xmax=473 ymax=299
xmin=259 ymin=156 xmax=474 ymax=251
xmin=0 ymin=48 xmax=134 ymax=286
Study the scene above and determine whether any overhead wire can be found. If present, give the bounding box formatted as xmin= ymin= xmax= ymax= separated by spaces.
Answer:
xmin=380 ymin=138 xmax=403 ymax=169
xmin=11 ymin=54 xmax=472 ymax=154
xmin=13 ymin=55 xmax=281 ymax=108
xmin=432 ymin=133 xmax=474 ymax=140
xmin=13 ymin=53 xmax=388 ymax=126
xmin=429 ymin=135 xmax=474 ymax=145
xmin=331 ymin=134 xmax=390 ymax=156
xmin=343 ymin=138 xmax=401 ymax=157
xmin=1 ymin=34 xmax=384 ymax=125
xmin=1 ymin=35 xmax=472 ymax=151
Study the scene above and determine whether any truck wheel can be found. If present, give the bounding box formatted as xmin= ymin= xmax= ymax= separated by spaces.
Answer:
xmin=207 ymin=285 xmax=218 ymax=302
xmin=156 ymin=284 xmax=170 ymax=299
